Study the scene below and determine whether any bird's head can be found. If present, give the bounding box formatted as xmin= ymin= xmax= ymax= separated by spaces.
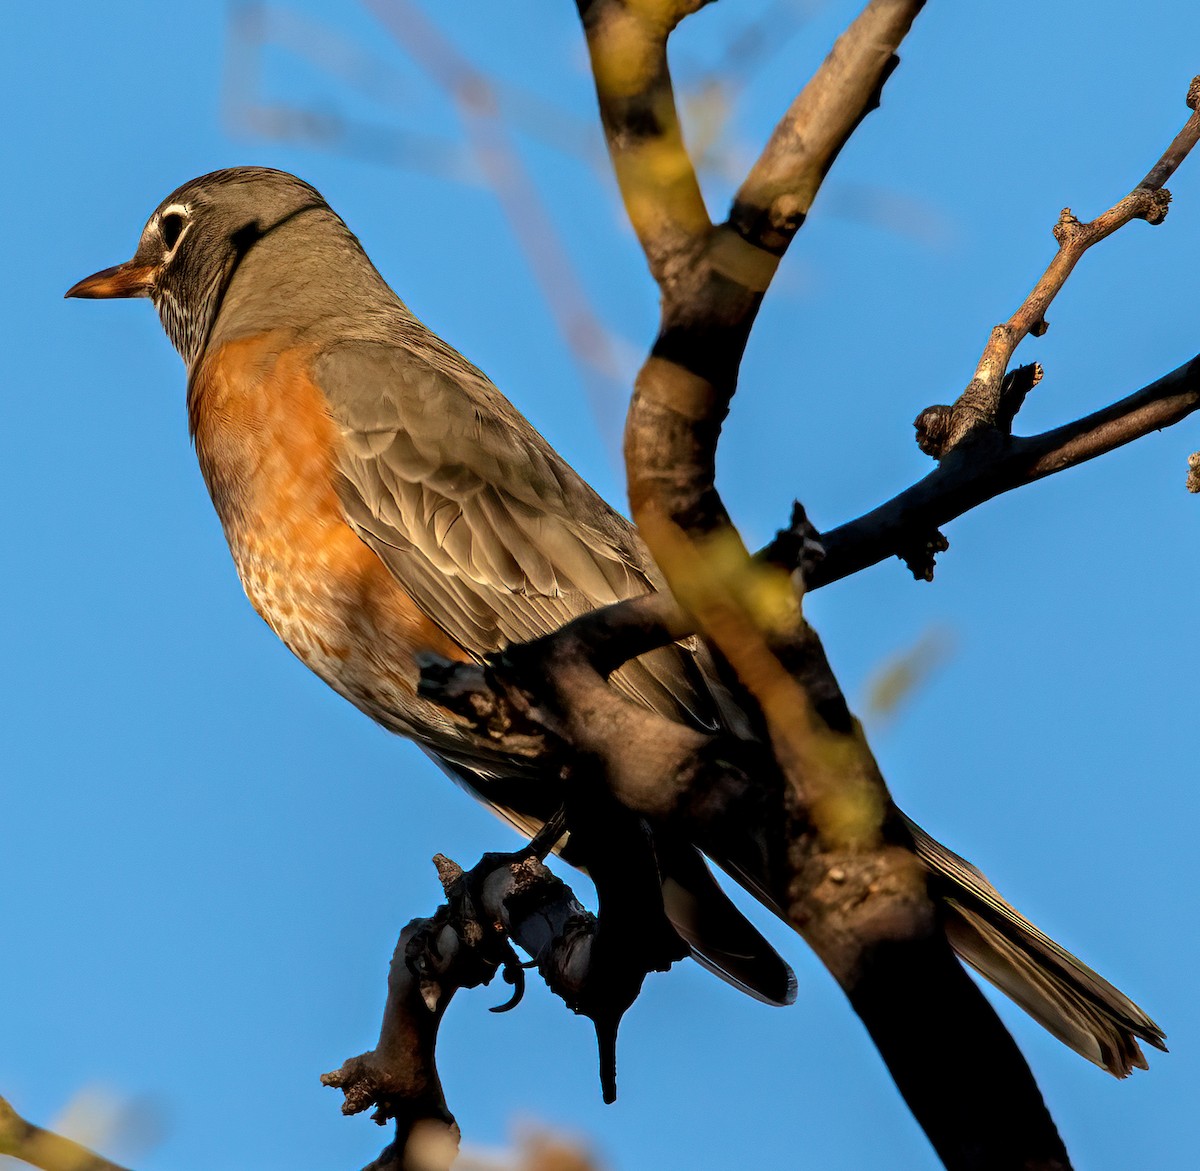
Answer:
xmin=66 ymin=167 xmax=336 ymax=365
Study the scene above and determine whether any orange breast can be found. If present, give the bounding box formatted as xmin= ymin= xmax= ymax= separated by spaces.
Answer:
xmin=188 ymin=332 xmax=468 ymax=736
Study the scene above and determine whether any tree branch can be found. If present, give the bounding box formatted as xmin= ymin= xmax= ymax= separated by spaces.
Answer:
xmin=419 ymin=610 xmax=1075 ymax=1170
xmin=815 ymin=353 xmax=1200 ymax=584
xmin=731 ymin=0 xmax=924 ymax=255
xmin=323 ymin=828 xmax=687 ymax=1168
xmin=0 ymin=1096 xmax=133 ymax=1171
xmin=917 ymin=75 xmax=1200 ymax=455
xmin=571 ymin=3 xmax=1081 ymax=1167
xmin=576 ymin=0 xmax=713 ymax=284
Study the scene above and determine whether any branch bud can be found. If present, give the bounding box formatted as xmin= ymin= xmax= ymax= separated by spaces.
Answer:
xmin=1052 ymin=207 xmax=1083 ymax=245
xmin=913 ymin=404 xmax=954 ymax=459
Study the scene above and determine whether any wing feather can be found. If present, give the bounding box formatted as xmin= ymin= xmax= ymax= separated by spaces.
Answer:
xmin=314 ymin=338 xmax=724 ymax=729
xmin=312 ymin=334 xmax=797 ymax=1005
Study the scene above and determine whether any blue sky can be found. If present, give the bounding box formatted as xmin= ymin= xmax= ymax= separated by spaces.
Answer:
xmin=3 ymin=3 xmax=1198 ymax=1169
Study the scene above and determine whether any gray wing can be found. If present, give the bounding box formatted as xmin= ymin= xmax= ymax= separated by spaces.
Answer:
xmin=314 ymin=337 xmax=718 ymax=727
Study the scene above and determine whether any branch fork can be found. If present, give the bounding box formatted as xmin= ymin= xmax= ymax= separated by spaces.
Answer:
xmin=917 ymin=79 xmax=1199 ymax=461
xmin=334 ymin=13 xmax=1199 ymax=1171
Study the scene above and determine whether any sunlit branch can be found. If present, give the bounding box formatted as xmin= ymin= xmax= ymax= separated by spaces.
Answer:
xmin=0 ymin=1097 xmax=133 ymax=1171
xmin=917 ymin=75 xmax=1200 ymax=455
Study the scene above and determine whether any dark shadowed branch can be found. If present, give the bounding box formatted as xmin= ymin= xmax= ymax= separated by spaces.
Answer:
xmin=572 ymin=2 xmax=1079 ymax=1168
xmin=818 ymin=353 xmax=1200 ymax=584
xmin=324 ymin=817 xmax=688 ymax=1167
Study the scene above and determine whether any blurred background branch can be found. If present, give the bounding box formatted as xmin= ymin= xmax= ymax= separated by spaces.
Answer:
xmin=222 ymin=0 xmax=953 ymax=458
xmin=1 ymin=1092 xmax=600 ymax=1171
xmin=1 ymin=1093 xmax=134 ymax=1171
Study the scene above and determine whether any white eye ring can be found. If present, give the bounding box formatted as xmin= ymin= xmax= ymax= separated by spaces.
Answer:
xmin=158 ymin=204 xmax=190 ymax=254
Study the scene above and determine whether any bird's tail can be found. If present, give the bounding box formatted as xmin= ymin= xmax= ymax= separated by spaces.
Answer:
xmin=904 ymin=815 xmax=1166 ymax=1077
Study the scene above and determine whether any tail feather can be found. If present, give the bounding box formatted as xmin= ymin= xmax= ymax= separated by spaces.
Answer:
xmin=905 ymin=815 xmax=1166 ymax=1077
xmin=434 ymin=747 xmax=1164 ymax=1063
xmin=659 ymin=843 xmax=798 ymax=1007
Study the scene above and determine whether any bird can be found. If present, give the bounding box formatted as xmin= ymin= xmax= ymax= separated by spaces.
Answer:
xmin=67 ymin=166 xmax=1164 ymax=1076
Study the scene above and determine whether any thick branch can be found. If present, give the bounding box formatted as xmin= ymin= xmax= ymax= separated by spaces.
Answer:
xmin=606 ymin=0 xmax=926 ymax=846
xmin=576 ymin=0 xmax=713 ymax=284
xmin=573 ymin=1 xmax=1083 ymax=1165
xmin=420 ymin=635 xmax=1074 ymax=1169
xmin=625 ymin=1 xmax=926 ymax=529
xmin=323 ymin=914 xmax=462 ymax=1171
xmin=731 ymin=0 xmax=925 ymax=255
xmin=845 ymin=936 xmax=1070 ymax=1171
xmin=597 ymin=0 xmax=937 ymax=1016
xmin=422 ymin=641 xmax=788 ymax=896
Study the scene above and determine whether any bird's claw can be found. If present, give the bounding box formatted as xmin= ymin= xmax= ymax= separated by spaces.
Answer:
xmin=489 ymin=942 xmax=527 ymax=1013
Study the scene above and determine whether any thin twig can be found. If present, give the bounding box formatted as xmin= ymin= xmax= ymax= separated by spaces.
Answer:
xmin=920 ymin=75 xmax=1200 ymax=454
xmin=228 ymin=2 xmax=634 ymax=449
xmin=366 ymin=0 xmax=633 ymax=446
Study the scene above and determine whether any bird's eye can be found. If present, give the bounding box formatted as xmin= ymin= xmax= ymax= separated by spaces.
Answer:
xmin=160 ymin=211 xmax=186 ymax=251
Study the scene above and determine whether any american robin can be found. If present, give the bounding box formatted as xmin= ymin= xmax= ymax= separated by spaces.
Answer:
xmin=68 ymin=166 xmax=1162 ymax=1073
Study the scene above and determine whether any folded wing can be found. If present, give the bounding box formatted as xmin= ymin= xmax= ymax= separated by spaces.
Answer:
xmin=314 ymin=334 xmax=795 ymax=1005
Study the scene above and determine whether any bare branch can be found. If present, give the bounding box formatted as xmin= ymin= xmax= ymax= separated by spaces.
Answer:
xmin=322 ymin=914 xmax=462 ymax=1169
xmin=921 ymin=75 xmax=1200 ymax=454
xmin=576 ymin=0 xmax=714 ymax=282
xmin=730 ymin=0 xmax=925 ymax=256
xmin=324 ymin=834 xmax=688 ymax=1166
xmin=1025 ymin=356 xmax=1200 ymax=476
xmin=817 ymin=353 xmax=1200 ymax=585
